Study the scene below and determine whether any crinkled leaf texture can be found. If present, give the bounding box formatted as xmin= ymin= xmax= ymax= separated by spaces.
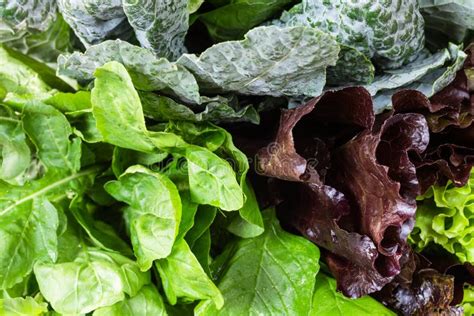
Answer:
xmin=57 ymin=0 xmax=132 ymax=47
xmin=177 ymin=25 xmax=339 ymax=97
xmin=58 ymin=40 xmax=200 ymax=103
xmin=256 ymin=87 xmax=429 ymax=297
xmin=0 ymin=0 xmax=57 ymax=41
xmin=123 ymin=0 xmax=188 ymax=60
xmin=392 ymin=45 xmax=474 ymax=192
xmin=195 ymin=209 xmax=320 ymax=315
xmin=374 ymin=250 xmax=462 ymax=315
xmin=410 ymin=171 xmax=474 ymax=263
xmin=278 ymin=0 xmax=425 ymax=70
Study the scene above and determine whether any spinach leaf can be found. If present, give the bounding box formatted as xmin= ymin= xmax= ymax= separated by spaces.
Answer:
xmin=195 ymin=209 xmax=320 ymax=315
xmin=34 ymin=248 xmax=150 ymax=315
xmin=93 ymin=285 xmax=167 ymax=316
xmin=310 ymin=273 xmax=395 ymax=315
xmin=105 ymin=166 xmax=182 ymax=270
xmin=155 ymin=238 xmax=223 ymax=308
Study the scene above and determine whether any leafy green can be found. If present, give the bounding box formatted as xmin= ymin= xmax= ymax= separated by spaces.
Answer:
xmin=463 ymin=285 xmax=474 ymax=316
xmin=0 ymin=296 xmax=48 ymax=315
xmin=35 ymin=248 xmax=150 ymax=314
xmin=0 ymin=0 xmax=58 ymax=42
xmin=310 ymin=273 xmax=395 ymax=315
xmin=409 ymin=171 xmax=474 ymax=263
xmin=93 ymin=285 xmax=167 ymax=316
xmin=278 ymin=0 xmax=425 ymax=70
xmin=177 ymin=26 xmax=339 ymax=97
xmin=58 ymin=40 xmax=200 ymax=103
xmin=105 ymin=166 xmax=182 ymax=271
xmin=199 ymin=0 xmax=295 ymax=42
xmin=155 ymin=238 xmax=223 ymax=308
xmin=57 ymin=0 xmax=131 ymax=47
xmin=195 ymin=208 xmax=320 ymax=315
xmin=123 ymin=0 xmax=188 ymax=60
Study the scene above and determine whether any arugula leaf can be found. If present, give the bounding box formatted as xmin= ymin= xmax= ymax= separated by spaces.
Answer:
xmin=58 ymin=40 xmax=200 ymax=103
xmin=34 ymin=248 xmax=150 ymax=315
xmin=199 ymin=0 xmax=295 ymax=42
xmin=123 ymin=0 xmax=188 ymax=60
xmin=105 ymin=166 xmax=181 ymax=270
xmin=195 ymin=209 xmax=320 ymax=315
xmin=0 ymin=296 xmax=48 ymax=315
xmin=155 ymin=238 xmax=223 ymax=308
xmin=93 ymin=285 xmax=167 ymax=316
xmin=177 ymin=26 xmax=339 ymax=97
xmin=310 ymin=273 xmax=395 ymax=315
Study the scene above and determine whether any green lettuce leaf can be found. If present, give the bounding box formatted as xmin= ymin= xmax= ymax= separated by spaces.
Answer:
xmin=310 ymin=273 xmax=395 ymax=315
xmin=177 ymin=25 xmax=339 ymax=97
xmin=409 ymin=171 xmax=474 ymax=263
xmin=123 ymin=0 xmax=188 ymax=60
xmin=58 ymin=40 xmax=200 ymax=103
xmin=195 ymin=208 xmax=320 ymax=315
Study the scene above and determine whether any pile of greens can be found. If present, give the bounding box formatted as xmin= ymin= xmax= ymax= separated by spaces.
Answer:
xmin=0 ymin=0 xmax=473 ymax=315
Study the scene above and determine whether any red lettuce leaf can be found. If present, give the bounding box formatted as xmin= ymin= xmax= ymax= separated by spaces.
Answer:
xmin=256 ymin=87 xmax=429 ymax=297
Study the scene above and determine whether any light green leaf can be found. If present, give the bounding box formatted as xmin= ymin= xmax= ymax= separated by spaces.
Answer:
xmin=185 ymin=145 xmax=243 ymax=211
xmin=45 ymin=91 xmax=91 ymax=113
xmin=58 ymin=40 xmax=200 ymax=103
xmin=155 ymin=238 xmax=223 ymax=308
xmin=105 ymin=166 xmax=182 ymax=270
xmin=227 ymin=179 xmax=264 ymax=238
xmin=0 ymin=116 xmax=31 ymax=184
xmin=199 ymin=0 xmax=294 ymax=42
xmin=123 ymin=0 xmax=188 ymax=60
xmin=111 ymin=146 xmax=168 ymax=178
xmin=177 ymin=26 xmax=339 ymax=97
xmin=190 ymin=229 xmax=212 ymax=276
xmin=34 ymin=248 xmax=149 ymax=315
xmin=310 ymin=273 xmax=395 ymax=315
xmin=0 ymin=296 xmax=48 ymax=316
xmin=0 ymin=195 xmax=58 ymax=290
xmin=195 ymin=208 xmax=320 ymax=315
xmin=57 ymin=0 xmax=131 ymax=47
xmin=91 ymin=61 xmax=154 ymax=152
xmin=22 ymin=101 xmax=81 ymax=172
xmin=185 ymin=205 xmax=217 ymax=248
xmin=93 ymin=285 xmax=167 ymax=316
xmin=188 ymin=0 xmax=204 ymax=13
